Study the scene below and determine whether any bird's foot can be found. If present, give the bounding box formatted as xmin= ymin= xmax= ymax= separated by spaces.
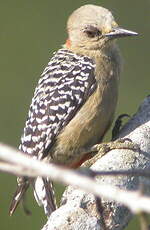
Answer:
xmin=83 ymin=138 xmax=139 ymax=167
xmin=111 ymin=114 xmax=130 ymax=140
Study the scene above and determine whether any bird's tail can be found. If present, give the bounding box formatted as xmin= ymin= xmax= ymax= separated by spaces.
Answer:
xmin=9 ymin=177 xmax=29 ymax=216
xmin=34 ymin=177 xmax=57 ymax=217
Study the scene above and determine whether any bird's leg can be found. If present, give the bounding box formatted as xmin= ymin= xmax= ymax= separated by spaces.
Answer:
xmin=82 ymin=138 xmax=139 ymax=167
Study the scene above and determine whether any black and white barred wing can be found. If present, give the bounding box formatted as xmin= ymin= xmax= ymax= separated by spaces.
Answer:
xmin=19 ymin=49 xmax=96 ymax=216
xmin=19 ymin=49 xmax=97 ymax=159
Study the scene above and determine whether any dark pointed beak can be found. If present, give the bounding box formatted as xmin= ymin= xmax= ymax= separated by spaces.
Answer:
xmin=105 ymin=27 xmax=138 ymax=38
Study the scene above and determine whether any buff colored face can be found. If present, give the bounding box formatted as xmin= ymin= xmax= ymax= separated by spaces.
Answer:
xmin=67 ymin=5 xmax=138 ymax=49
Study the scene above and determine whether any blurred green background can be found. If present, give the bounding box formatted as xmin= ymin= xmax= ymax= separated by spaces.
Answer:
xmin=0 ymin=0 xmax=149 ymax=229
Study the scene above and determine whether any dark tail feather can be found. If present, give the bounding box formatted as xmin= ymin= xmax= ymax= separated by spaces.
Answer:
xmin=34 ymin=177 xmax=57 ymax=217
xmin=9 ymin=178 xmax=29 ymax=216
xmin=42 ymin=178 xmax=57 ymax=215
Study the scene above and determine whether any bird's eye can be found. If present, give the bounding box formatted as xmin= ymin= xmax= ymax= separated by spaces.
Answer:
xmin=83 ymin=25 xmax=101 ymax=38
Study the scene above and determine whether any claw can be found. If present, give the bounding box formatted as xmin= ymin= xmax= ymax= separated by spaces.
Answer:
xmin=112 ymin=114 xmax=130 ymax=140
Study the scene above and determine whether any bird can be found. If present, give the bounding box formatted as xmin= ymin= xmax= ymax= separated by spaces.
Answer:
xmin=9 ymin=4 xmax=138 ymax=217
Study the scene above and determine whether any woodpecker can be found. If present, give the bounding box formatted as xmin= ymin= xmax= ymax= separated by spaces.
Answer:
xmin=9 ymin=4 xmax=138 ymax=217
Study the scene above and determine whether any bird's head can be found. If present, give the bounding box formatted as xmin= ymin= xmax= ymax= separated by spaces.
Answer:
xmin=66 ymin=5 xmax=138 ymax=51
